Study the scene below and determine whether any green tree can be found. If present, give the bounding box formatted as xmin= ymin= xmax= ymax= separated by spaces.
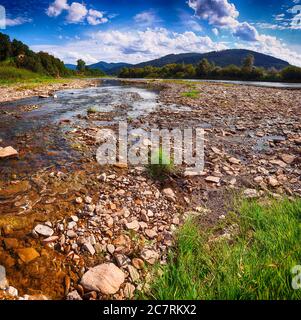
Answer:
xmin=0 ymin=33 xmax=12 ymax=61
xmin=77 ymin=59 xmax=86 ymax=72
xmin=196 ymin=58 xmax=212 ymax=78
xmin=242 ymin=54 xmax=255 ymax=72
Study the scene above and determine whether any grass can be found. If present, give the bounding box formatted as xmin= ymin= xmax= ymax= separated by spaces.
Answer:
xmin=181 ymin=89 xmax=200 ymax=99
xmin=150 ymin=198 xmax=301 ymax=300
xmin=146 ymin=147 xmax=176 ymax=180
xmin=87 ymin=106 xmax=98 ymax=114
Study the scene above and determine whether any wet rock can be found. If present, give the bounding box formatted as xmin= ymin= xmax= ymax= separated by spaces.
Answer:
xmin=0 ymin=181 xmax=31 ymax=200
xmin=7 ymin=286 xmax=18 ymax=297
xmin=66 ymin=290 xmax=82 ymax=300
xmin=0 ymin=146 xmax=18 ymax=159
xmin=34 ymin=224 xmax=54 ymax=237
xmin=3 ymin=238 xmax=20 ymax=250
xmin=16 ymin=248 xmax=40 ymax=263
xmin=80 ymin=263 xmax=125 ymax=295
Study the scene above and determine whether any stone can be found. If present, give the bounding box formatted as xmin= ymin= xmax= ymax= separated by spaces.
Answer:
xmin=115 ymin=254 xmax=130 ymax=268
xmin=66 ymin=290 xmax=82 ymax=300
xmin=141 ymin=211 xmax=149 ymax=222
xmin=145 ymin=229 xmax=157 ymax=239
xmin=114 ymin=163 xmax=128 ymax=169
xmin=280 ymin=154 xmax=295 ymax=165
xmin=132 ymin=258 xmax=145 ymax=270
xmin=75 ymin=197 xmax=83 ymax=204
xmin=42 ymin=236 xmax=59 ymax=244
xmin=3 ymin=238 xmax=20 ymax=250
xmin=85 ymin=196 xmax=93 ymax=204
xmin=67 ymin=230 xmax=77 ymax=238
xmin=16 ymin=248 xmax=40 ymax=263
xmin=268 ymin=177 xmax=279 ymax=187
xmin=0 ymin=146 xmax=18 ymax=159
xmin=125 ymin=220 xmax=140 ymax=231
xmin=270 ymin=159 xmax=287 ymax=168
xmin=228 ymin=157 xmax=240 ymax=165
xmin=34 ymin=224 xmax=54 ymax=237
xmin=68 ymin=221 xmax=77 ymax=229
xmin=243 ymin=189 xmax=258 ymax=199
xmin=141 ymin=249 xmax=159 ymax=265
xmin=162 ymin=188 xmax=176 ymax=202
xmin=128 ymin=265 xmax=140 ymax=283
xmin=107 ymin=244 xmax=115 ymax=254
xmin=0 ymin=265 xmax=8 ymax=290
xmin=123 ymin=283 xmax=135 ymax=299
xmin=80 ymin=263 xmax=125 ymax=295
xmin=7 ymin=286 xmax=18 ymax=297
xmin=205 ymin=176 xmax=220 ymax=184
xmin=83 ymin=243 xmax=95 ymax=256
xmin=254 ymin=176 xmax=264 ymax=183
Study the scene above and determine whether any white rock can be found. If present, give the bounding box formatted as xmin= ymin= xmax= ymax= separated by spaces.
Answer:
xmin=107 ymin=244 xmax=115 ymax=254
xmin=243 ymin=189 xmax=258 ymax=198
xmin=66 ymin=290 xmax=82 ymax=300
xmin=7 ymin=286 xmax=18 ymax=297
xmin=83 ymin=243 xmax=95 ymax=256
xmin=34 ymin=224 xmax=54 ymax=237
xmin=0 ymin=146 xmax=18 ymax=159
xmin=141 ymin=249 xmax=159 ymax=265
xmin=205 ymin=176 xmax=220 ymax=184
xmin=162 ymin=188 xmax=176 ymax=202
xmin=125 ymin=220 xmax=140 ymax=231
xmin=80 ymin=263 xmax=125 ymax=295
xmin=0 ymin=265 xmax=8 ymax=290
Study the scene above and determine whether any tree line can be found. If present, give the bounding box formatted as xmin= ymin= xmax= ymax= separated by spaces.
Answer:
xmin=119 ymin=55 xmax=301 ymax=82
xmin=0 ymin=32 xmax=105 ymax=78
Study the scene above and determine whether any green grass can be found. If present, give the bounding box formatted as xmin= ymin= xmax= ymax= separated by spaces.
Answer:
xmin=181 ymin=89 xmax=200 ymax=99
xmin=87 ymin=106 xmax=99 ymax=114
xmin=150 ymin=198 xmax=301 ymax=300
xmin=146 ymin=147 xmax=176 ymax=180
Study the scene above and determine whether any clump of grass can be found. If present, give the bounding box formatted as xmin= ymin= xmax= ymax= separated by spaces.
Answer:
xmin=150 ymin=198 xmax=301 ymax=300
xmin=181 ymin=89 xmax=200 ymax=99
xmin=146 ymin=147 xmax=175 ymax=180
xmin=87 ymin=106 xmax=98 ymax=114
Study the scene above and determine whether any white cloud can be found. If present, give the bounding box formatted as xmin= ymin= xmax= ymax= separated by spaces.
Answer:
xmin=6 ymin=17 xmax=32 ymax=27
xmin=66 ymin=2 xmax=87 ymax=23
xmin=46 ymin=0 xmax=109 ymax=25
xmin=31 ymin=28 xmax=227 ymax=64
xmin=233 ymin=22 xmax=259 ymax=41
xmin=87 ymin=9 xmax=108 ymax=25
xmin=212 ymin=28 xmax=219 ymax=36
xmin=134 ymin=10 xmax=159 ymax=26
xmin=46 ymin=0 xmax=69 ymax=17
xmin=188 ymin=0 xmax=239 ymax=28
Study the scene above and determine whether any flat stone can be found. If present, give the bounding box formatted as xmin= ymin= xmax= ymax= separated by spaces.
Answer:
xmin=83 ymin=243 xmax=95 ymax=256
xmin=228 ymin=157 xmax=240 ymax=165
xmin=280 ymin=154 xmax=296 ymax=164
xmin=34 ymin=224 xmax=54 ymax=237
xmin=270 ymin=159 xmax=287 ymax=168
xmin=0 ymin=146 xmax=18 ymax=159
xmin=141 ymin=249 xmax=159 ymax=265
xmin=42 ymin=236 xmax=59 ymax=244
xmin=67 ymin=230 xmax=77 ymax=238
xmin=125 ymin=220 xmax=140 ymax=231
xmin=162 ymin=188 xmax=176 ymax=201
xmin=80 ymin=263 xmax=125 ymax=295
xmin=145 ymin=229 xmax=157 ymax=239
xmin=205 ymin=176 xmax=220 ymax=184
xmin=16 ymin=248 xmax=40 ymax=263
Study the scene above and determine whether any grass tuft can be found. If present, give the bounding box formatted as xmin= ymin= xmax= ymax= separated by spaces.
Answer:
xmin=150 ymin=198 xmax=301 ymax=300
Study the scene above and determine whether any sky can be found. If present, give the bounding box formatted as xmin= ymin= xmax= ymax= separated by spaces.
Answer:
xmin=0 ymin=0 xmax=301 ymax=66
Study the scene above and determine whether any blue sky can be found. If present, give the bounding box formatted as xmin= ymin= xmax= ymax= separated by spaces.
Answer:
xmin=0 ymin=0 xmax=301 ymax=66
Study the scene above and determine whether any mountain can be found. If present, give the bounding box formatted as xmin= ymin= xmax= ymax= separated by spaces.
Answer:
xmin=65 ymin=49 xmax=290 ymax=75
xmin=134 ymin=49 xmax=290 ymax=70
xmin=65 ymin=64 xmax=77 ymax=70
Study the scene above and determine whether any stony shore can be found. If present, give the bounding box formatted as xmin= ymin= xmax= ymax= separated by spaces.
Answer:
xmin=0 ymin=79 xmax=300 ymax=300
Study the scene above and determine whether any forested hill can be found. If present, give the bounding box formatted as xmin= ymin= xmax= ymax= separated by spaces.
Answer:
xmin=134 ymin=49 xmax=290 ymax=70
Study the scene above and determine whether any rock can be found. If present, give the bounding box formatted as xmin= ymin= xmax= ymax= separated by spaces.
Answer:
xmin=0 ymin=146 xmax=18 ymax=159
xmin=280 ymin=154 xmax=295 ymax=164
xmin=34 ymin=224 xmax=54 ymax=237
xmin=3 ymin=238 xmax=20 ymax=250
xmin=115 ymin=254 xmax=130 ymax=268
xmin=162 ymin=188 xmax=176 ymax=202
xmin=268 ymin=177 xmax=279 ymax=187
xmin=140 ymin=211 xmax=149 ymax=222
xmin=16 ymin=248 xmax=40 ymax=263
xmin=228 ymin=157 xmax=240 ymax=165
xmin=123 ymin=283 xmax=135 ymax=299
xmin=67 ymin=221 xmax=77 ymax=229
xmin=132 ymin=258 xmax=145 ymax=270
xmin=145 ymin=229 xmax=157 ymax=239
xmin=71 ymin=215 xmax=79 ymax=222
xmin=80 ymin=263 xmax=125 ymax=295
xmin=75 ymin=197 xmax=83 ymax=204
xmin=85 ymin=196 xmax=92 ymax=204
xmin=107 ymin=244 xmax=115 ymax=254
xmin=128 ymin=265 xmax=140 ymax=283
xmin=83 ymin=243 xmax=95 ymax=256
xmin=66 ymin=290 xmax=82 ymax=300
xmin=125 ymin=220 xmax=140 ymax=231
xmin=7 ymin=286 xmax=18 ymax=297
xmin=67 ymin=230 xmax=77 ymax=238
xmin=205 ymin=176 xmax=220 ymax=184
xmin=141 ymin=249 xmax=159 ymax=265
xmin=270 ymin=159 xmax=287 ymax=168
xmin=0 ymin=265 xmax=8 ymax=290
xmin=114 ymin=163 xmax=128 ymax=169
xmin=254 ymin=176 xmax=264 ymax=183
xmin=42 ymin=236 xmax=59 ymax=244
xmin=243 ymin=189 xmax=258 ymax=198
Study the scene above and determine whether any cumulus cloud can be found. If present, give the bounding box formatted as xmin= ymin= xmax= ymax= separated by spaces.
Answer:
xmin=31 ymin=28 xmax=227 ymax=64
xmin=134 ymin=10 xmax=158 ymax=26
xmin=46 ymin=0 xmax=109 ymax=25
xmin=6 ymin=17 xmax=32 ymax=27
xmin=188 ymin=0 xmax=239 ymax=28
xmin=233 ymin=22 xmax=259 ymax=41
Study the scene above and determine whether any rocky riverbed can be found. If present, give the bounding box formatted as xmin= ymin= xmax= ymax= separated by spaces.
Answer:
xmin=0 ymin=79 xmax=300 ymax=300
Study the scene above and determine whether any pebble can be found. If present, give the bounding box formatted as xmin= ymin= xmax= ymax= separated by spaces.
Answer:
xmin=67 ymin=230 xmax=77 ymax=238
xmin=7 ymin=286 xmax=18 ymax=297
xmin=66 ymin=290 xmax=82 ymax=300
xmin=205 ymin=176 xmax=220 ymax=184
xmin=83 ymin=243 xmax=95 ymax=256
xmin=125 ymin=220 xmax=140 ymax=231
xmin=123 ymin=283 xmax=135 ymax=299
xmin=34 ymin=224 xmax=54 ymax=237
xmin=107 ymin=244 xmax=115 ymax=254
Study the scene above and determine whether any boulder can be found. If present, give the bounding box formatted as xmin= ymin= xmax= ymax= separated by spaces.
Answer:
xmin=0 ymin=146 xmax=18 ymax=159
xmin=80 ymin=263 xmax=125 ymax=295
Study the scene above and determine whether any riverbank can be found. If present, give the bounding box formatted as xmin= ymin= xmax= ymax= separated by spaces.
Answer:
xmin=0 ymin=78 xmax=100 ymax=103
xmin=0 ymin=79 xmax=300 ymax=300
